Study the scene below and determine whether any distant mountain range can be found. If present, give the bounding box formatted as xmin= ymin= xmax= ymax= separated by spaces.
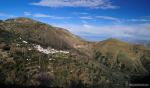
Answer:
xmin=0 ymin=17 xmax=150 ymax=88
xmin=131 ymin=40 xmax=150 ymax=48
xmin=122 ymin=38 xmax=150 ymax=48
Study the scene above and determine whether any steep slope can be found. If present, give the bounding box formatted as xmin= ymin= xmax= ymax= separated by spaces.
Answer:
xmin=0 ymin=27 xmax=125 ymax=88
xmin=2 ymin=17 xmax=86 ymax=50
xmin=0 ymin=18 xmax=118 ymax=88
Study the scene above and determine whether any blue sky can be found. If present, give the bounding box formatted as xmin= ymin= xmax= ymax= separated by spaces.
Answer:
xmin=0 ymin=0 xmax=150 ymax=41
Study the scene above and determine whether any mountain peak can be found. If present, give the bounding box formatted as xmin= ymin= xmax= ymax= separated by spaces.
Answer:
xmin=5 ymin=17 xmax=37 ymax=24
xmin=99 ymin=38 xmax=128 ymax=45
xmin=94 ymin=38 xmax=131 ymax=50
xmin=105 ymin=38 xmax=122 ymax=42
xmin=1 ymin=18 xmax=85 ymax=50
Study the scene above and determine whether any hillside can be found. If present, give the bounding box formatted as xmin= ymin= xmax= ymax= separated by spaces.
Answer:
xmin=93 ymin=38 xmax=149 ymax=74
xmin=1 ymin=17 xmax=86 ymax=50
xmin=0 ymin=18 xmax=150 ymax=88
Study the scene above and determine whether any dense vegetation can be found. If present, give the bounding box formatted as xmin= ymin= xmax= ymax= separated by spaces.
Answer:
xmin=0 ymin=18 xmax=150 ymax=88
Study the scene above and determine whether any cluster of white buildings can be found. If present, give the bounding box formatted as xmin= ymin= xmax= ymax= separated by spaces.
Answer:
xmin=20 ymin=38 xmax=69 ymax=55
xmin=34 ymin=45 xmax=69 ymax=55
xmin=22 ymin=41 xmax=28 ymax=44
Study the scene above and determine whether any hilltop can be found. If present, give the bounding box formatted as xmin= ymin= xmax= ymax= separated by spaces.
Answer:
xmin=1 ymin=17 xmax=87 ymax=49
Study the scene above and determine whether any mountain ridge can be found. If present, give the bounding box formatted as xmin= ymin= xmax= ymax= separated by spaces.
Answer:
xmin=0 ymin=17 xmax=150 ymax=88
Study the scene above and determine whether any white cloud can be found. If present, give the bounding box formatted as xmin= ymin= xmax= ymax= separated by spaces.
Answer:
xmin=80 ymin=16 xmax=93 ymax=19
xmin=31 ymin=0 xmax=118 ymax=9
xmin=83 ymin=24 xmax=93 ymax=28
xmin=53 ymin=23 xmax=150 ymax=41
xmin=33 ymin=13 xmax=72 ymax=19
xmin=78 ymin=15 xmax=122 ymax=23
xmin=125 ymin=16 xmax=150 ymax=23
xmin=127 ymin=19 xmax=150 ymax=22
xmin=23 ymin=12 xmax=71 ymax=19
xmin=33 ymin=13 xmax=51 ymax=18
xmin=24 ymin=12 xmax=32 ymax=16
xmin=0 ymin=13 xmax=15 ymax=18
xmin=92 ymin=15 xmax=150 ymax=23
xmin=96 ymin=16 xmax=121 ymax=22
